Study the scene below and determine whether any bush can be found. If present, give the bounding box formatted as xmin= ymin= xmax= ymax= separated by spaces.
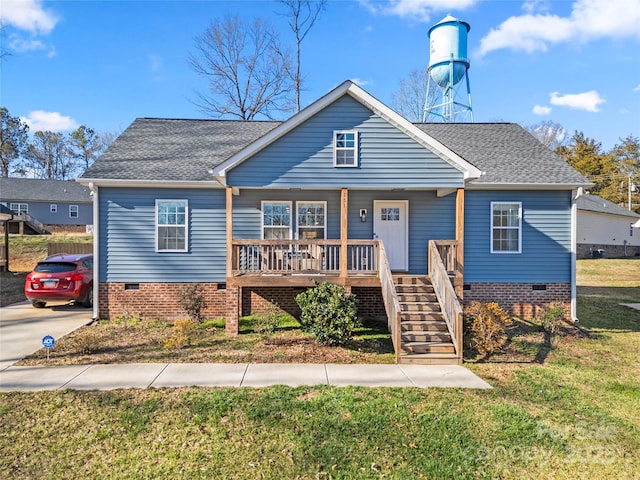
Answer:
xmin=253 ymin=302 xmax=281 ymax=338
xmin=163 ymin=319 xmax=196 ymax=350
xmin=295 ymin=282 xmax=359 ymax=346
xmin=178 ymin=283 xmax=207 ymax=324
xmin=537 ymin=302 xmax=567 ymax=346
xmin=464 ymin=301 xmax=512 ymax=356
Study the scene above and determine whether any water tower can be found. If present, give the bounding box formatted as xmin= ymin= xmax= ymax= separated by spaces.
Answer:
xmin=422 ymin=15 xmax=473 ymax=123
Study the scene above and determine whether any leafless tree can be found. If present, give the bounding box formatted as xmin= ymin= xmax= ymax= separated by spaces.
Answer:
xmin=526 ymin=120 xmax=568 ymax=151
xmin=391 ymin=67 xmax=440 ymax=122
xmin=24 ymin=131 xmax=75 ymax=180
xmin=189 ymin=15 xmax=294 ymax=120
xmin=278 ymin=0 xmax=327 ymax=112
xmin=69 ymin=125 xmax=109 ymax=172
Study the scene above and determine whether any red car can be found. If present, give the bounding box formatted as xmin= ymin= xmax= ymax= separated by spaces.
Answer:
xmin=25 ymin=253 xmax=94 ymax=308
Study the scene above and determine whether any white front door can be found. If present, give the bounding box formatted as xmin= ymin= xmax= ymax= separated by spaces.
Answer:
xmin=373 ymin=200 xmax=408 ymax=271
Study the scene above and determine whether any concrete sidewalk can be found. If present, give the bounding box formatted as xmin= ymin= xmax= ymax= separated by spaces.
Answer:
xmin=0 ymin=362 xmax=492 ymax=391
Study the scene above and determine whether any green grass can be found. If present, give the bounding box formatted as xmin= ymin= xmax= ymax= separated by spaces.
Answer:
xmin=1 ymin=259 xmax=639 ymax=479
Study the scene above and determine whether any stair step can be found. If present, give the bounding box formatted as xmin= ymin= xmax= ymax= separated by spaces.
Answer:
xmin=397 ymin=293 xmax=438 ymax=302
xmin=396 ymin=285 xmax=435 ymax=294
xmin=402 ymin=332 xmax=451 ymax=343
xmin=400 ymin=302 xmax=441 ymax=312
xmin=401 ymin=320 xmax=448 ymax=331
xmin=393 ymin=275 xmax=432 ymax=286
xmin=401 ymin=341 xmax=455 ymax=354
xmin=398 ymin=353 xmax=460 ymax=365
xmin=400 ymin=312 xmax=445 ymax=321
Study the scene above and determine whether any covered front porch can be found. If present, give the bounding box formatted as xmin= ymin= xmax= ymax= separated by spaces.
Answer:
xmin=223 ymin=187 xmax=466 ymax=364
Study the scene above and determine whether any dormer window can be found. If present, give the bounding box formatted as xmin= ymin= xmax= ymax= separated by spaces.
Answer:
xmin=333 ymin=131 xmax=358 ymax=167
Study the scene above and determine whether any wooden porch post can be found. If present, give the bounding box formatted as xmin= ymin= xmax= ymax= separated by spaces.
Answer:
xmin=455 ymin=188 xmax=465 ymax=298
xmin=340 ymin=188 xmax=348 ymax=279
xmin=225 ymin=186 xmax=239 ymax=335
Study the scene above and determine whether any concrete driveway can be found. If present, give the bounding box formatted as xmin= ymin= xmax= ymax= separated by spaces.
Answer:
xmin=0 ymin=300 xmax=93 ymax=371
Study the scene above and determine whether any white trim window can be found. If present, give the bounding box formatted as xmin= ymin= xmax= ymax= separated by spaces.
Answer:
xmin=50 ymin=204 xmax=58 ymax=213
xmin=333 ymin=130 xmax=358 ymax=167
xmin=69 ymin=204 xmax=79 ymax=218
xmin=262 ymin=201 xmax=292 ymax=240
xmin=156 ymin=199 xmax=188 ymax=252
xmin=491 ymin=202 xmax=522 ymax=253
xmin=10 ymin=203 xmax=28 ymax=214
xmin=297 ymin=202 xmax=326 ymax=240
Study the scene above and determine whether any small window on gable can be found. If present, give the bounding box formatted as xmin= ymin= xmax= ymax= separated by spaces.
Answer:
xmin=156 ymin=200 xmax=188 ymax=252
xmin=333 ymin=131 xmax=358 ymax=167
xmin=491 ymin=202 xmax=522 ymax=254
xmin=50 ymin=204 xmax=58 ymax=213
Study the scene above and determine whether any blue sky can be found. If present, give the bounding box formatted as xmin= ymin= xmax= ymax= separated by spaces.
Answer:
xmin=2 ymin=0 xmax=639 ymax=151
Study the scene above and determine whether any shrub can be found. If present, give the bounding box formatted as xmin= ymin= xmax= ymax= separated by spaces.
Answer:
xmin=74 ymin=328 xmax=100 ymax=354
xmin=253 ymin=302 xmax=281 ymax=338
xmin=463 ymin=301 xmax=512 ymax=356
xmin=295 ymin=282 xmax=359 ymax=346
xmin=163 ymin=319 xmax=196 ymax=350
xmin=537 ymin=302 xmax=567 ymax=346
xmin=178 ymin=283 xmax=207 ymax=324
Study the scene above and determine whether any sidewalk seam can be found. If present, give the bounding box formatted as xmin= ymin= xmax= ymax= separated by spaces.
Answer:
xmin=239 ymin=363 xmax=249 ymax=387
xmin=58 ymin=365 xmax=93 ymax=390
xmin=149 ymin=363 xmax=170 ymax=388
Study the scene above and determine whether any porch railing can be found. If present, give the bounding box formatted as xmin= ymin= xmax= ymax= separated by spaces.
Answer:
xmin=428 ymin=240 xmax=463 ymax=359
xmin=378 ymin=241 xmax=401 ymax=362
xmin=231 ymin=240 xmax=379 ymax=276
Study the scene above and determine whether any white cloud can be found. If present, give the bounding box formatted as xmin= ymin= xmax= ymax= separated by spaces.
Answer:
xmin=360 ymin=0 xmax=478 ymax=22
xmin=8 ymin=35 xmax=56 ymax=56
xmin=0 ymin=0 xmax=59 ymax=34
xmin=351 ymin=78 xmax=372 ymax=87
xmin=549 ymin=90 xmax=605 ymax=112
xmin=533 ymin=105 xmax=552 ymax=115
xmin=634 ymin=84 xmax=640 ymax=92
xmin=478 ymin=0 xmax=640 ymax=56
xmin=20 ymin=111 xmax=78 ymax=132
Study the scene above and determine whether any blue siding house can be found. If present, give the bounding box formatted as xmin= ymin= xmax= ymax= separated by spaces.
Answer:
xmin=80 ymin=81 xmax=590 ymax=364
xmin=0 ymin=178 xmax=93 ymax=234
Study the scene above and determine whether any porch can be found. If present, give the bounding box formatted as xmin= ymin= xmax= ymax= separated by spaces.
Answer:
xmin=224 ymin=187 xmax=466 ymax=364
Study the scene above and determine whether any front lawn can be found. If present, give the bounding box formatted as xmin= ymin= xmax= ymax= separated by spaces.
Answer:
xmin=17 ymin=315 xmax=396 ymax=366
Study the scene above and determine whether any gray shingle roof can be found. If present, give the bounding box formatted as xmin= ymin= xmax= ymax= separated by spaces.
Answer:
xmin=0 ymin=178 xmax=91 ymax=203
xmin=81 ymin=118 xmax=279 ymax=181
xmin=414 ymin=123 xmax=591 ymax=186
xmin=82 ymin=117 xmax=590 ymax=187
xmin=577 ymin=193 xmax=640 ymax=218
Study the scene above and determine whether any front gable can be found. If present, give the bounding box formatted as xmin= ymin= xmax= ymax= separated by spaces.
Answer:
xmin=217 ymin=81 xmax=481 ymax=189
xmin=226 ymin=95 xmax=465 ymax=189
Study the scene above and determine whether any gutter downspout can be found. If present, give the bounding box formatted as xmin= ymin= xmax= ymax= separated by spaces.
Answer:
xmin=571 ymin=187 xmax=582 ymax=322
xmin=89 ymin=182 xmax=99 ymax=322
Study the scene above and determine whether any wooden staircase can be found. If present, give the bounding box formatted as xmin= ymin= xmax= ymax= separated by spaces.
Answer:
xmin=394 ymin=275 xmax=459 ymax=365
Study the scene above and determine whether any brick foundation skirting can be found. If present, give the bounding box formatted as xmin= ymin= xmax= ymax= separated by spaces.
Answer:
xmin=463 ymin=282 xmax=572 ymax=320
xmin=98 ymin=282 xmax=227 ymax=321
xmin=99 ymin=283 xmax=387 ymax=323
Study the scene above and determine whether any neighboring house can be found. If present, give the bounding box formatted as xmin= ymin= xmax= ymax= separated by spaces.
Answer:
xmin=577 ymin=193 xmax=640 ymax=258
xmin=0 ymin=177 xmax=93 ymax=234
xmin=79 ymin=81 xmax=591 ymax=364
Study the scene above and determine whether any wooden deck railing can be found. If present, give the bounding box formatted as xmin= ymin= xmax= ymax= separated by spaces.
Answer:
xmin=378 ymin=241 xmax=401 ymax=362
xmin=231 ymin=240 xmax=379 ymax=276
xmin=428 ymin=240 xmax=463 ymax=361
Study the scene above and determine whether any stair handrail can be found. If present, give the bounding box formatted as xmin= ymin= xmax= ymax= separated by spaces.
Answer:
xmin=428 ymin=240 xmax=463 ymax=362
xmin=378 ymin=240 xmax=401 ymax=363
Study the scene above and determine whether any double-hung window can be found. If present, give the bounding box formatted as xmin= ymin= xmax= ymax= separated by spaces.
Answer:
xmin=156 ymin=200 xmax=188 ymax=252
xmin=262 ymin=201 xmax=292 ymax=240
xmin=297 ymin=202 xmax=326 ymax=240
xmin=10 ymin=203 xmax=28 ymax=214
xmin=491 ymin=202 xmax=522 ymax=253
xmin=333 ymin=131 xmax=358 ymax=167
xmin=69 ymin=205 xmax=79 ymax=218
xmin=50 ymin=204 xmax=58 ymax=213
